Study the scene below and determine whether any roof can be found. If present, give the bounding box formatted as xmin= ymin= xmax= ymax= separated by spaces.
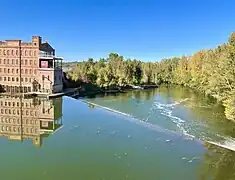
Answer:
xmin=40 ymin=42 xmax=55 ymax=51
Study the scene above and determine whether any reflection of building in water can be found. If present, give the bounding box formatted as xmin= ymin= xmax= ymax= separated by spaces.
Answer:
xmin=0 ymin=96 xmax=63 ymax=148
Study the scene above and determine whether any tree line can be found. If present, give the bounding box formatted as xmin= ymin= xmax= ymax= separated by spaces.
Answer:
xmin=66 ymin=32 xmax=235 ymax=121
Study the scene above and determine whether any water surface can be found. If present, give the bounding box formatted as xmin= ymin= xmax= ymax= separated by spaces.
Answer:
xmin=0 ymin=86 xmax=235 ymax=180
xmin=87 ymin=85 xmax=235 ymax=146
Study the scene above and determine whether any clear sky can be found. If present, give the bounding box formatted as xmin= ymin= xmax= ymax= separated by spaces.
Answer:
xmin=1 ymin=0 xmax=235 ymax=62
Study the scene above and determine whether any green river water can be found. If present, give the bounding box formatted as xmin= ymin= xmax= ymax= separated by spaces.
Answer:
xmin=0 ymin=85 xmax=235 ymax=180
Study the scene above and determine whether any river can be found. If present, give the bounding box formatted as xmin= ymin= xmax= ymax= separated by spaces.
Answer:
xmin=0 ymin=85 xmax=235 ymax=180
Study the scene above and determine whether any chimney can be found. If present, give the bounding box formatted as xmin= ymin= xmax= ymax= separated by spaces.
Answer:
xmin=32 ymin=36 xmax=42 ymax=46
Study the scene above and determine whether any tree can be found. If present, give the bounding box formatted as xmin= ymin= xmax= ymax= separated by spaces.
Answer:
xmin=64 ymin=31 xmax=235 ymax=121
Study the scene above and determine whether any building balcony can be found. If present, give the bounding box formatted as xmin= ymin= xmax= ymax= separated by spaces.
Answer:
xmin=40 ymin=54 xmax=54 ymax=58
xmin=39 ymin=56 xmax=63 ymax=70
xmin=39 ymin=55 xmax=63 ymax=60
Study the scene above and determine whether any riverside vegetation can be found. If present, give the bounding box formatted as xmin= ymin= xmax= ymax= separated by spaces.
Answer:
xmin=66 ymin=33 xmax=235 ymax=121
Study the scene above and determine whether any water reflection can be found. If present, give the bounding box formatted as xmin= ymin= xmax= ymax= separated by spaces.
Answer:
xmin=157 ymin=85 xmax=235 ymax=139
xmin=86 ymin=86 xmax=235 ymax=144
xmin=0 ymin=96 xmax=63 ymax=148
xmin=200 ymin=143 xmax=235 ymax=180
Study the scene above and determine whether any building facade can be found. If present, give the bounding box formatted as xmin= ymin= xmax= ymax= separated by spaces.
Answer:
xmin=0 ymin=36 xmax=63 ymax=94
xmin=0 ymin=96 xmax=63 ymax=148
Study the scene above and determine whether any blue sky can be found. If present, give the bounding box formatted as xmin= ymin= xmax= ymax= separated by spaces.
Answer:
xmin=1 ymin=0 xmax=235 ymax=62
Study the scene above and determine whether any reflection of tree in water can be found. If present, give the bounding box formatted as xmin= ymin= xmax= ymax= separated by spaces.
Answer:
xmin=130 ymin=89 xmax=158 ymax=101
xmin=199 ymin=143 xmax=235 ymax=180
xmin=94 ymin=88 xmax=159 ymax=103
xmin=158 ymin=85 xmax=235 ymax=139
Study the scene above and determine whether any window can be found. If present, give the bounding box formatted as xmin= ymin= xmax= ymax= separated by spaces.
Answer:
xmin=12 ymin=59 xmax=15 ymax=65
xmin=16 ymin=69 xmax=19 ymax=74
xmin=30 ymin=60 xmax=32 ymax=65
xmin=3 ymin=50 xmax=6 ymax=55
xmin=34 ymin=60 xmax=36 ymax=66
xmin=4 ymin=68 xmax=6 ymax=73
xmin=12 ymin=50 xmax=14 ymax=56
xmin=4 ymin=77 xmax=6 ymax=81
xmin=7 ymin=50 xmax=9 ymax=55
xmin=29 ymin=51 xmax=32 ymax=56
xmin=25 ymin=77 xmax=28 ymax=82
xmin=0 ymin=77 xmax=2 ymax=81
xmin=4 ymin=59 xmax=6 ymax=64
xmin=29 ymin=69 xmax=32 ymax=74
xmin=8 ymin=77 xmax=10 ymax=81
xmin=25 ymin=69 xmax=28 ymax=74
xmin=34 ymin=51 xmax=36 ymax=56
xmin=25 ymin=59 xmax=28 ymax=65
xmin=12 ymin=77 xmax=15 ymax=81
xmin=34 ymin=69 xmax=37 ymax=74
xmin=16 ymin=50 xmax=18 ymax=56
xmin=7 ymin=59 xmax=9 ymax=64
xmin=16 ymin=59 xmax=18 ymax=64
xmin=12 ymin=69 xmax=15 ymax=73
xmin=21 ymin=59 xmax=24 ymax=65
xmin=0 ymin=59 xmax=1 ymax=64
xmin=8 ymin=69 xmax=10 ymax=73
xmin=16 ymin=77 xmax=19 ymax=82
xmin=21 ymin=78 xmax=23 ymax=82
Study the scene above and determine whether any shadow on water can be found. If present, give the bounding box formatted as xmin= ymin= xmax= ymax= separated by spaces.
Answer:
xmin=199 ymin=143 xmax=235 ymax=180
xmin=83 ymin=85 xmax=235 ymax=148
xmin=0 ymin=96 xmax=63 ymax=148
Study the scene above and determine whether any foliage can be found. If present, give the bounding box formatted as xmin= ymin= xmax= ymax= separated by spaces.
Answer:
xmin=66 ymin=33 xmax=235 ymax=121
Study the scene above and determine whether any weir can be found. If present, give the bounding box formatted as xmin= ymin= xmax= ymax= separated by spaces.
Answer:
xmin=81 ymin=100 xmax=201 ymax=142
xmin=82 ymin=99 xmax=235 ymax=152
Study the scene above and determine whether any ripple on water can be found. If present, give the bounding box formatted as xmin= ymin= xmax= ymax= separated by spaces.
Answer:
xmin=84 ymin=100 xmax=235 ymax=153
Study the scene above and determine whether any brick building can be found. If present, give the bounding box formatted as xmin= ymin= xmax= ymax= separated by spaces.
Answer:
xmin=0 ymin=36 xmax=63 ymax=94
xmin=0 ymin=96 xmax=63 ymax=148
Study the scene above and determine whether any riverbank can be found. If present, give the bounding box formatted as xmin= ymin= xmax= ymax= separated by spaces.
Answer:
xmin=76 ymin=83 xmax=159 ymax=97
xmin=64 ymin=33 xmax=235 ymax=121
